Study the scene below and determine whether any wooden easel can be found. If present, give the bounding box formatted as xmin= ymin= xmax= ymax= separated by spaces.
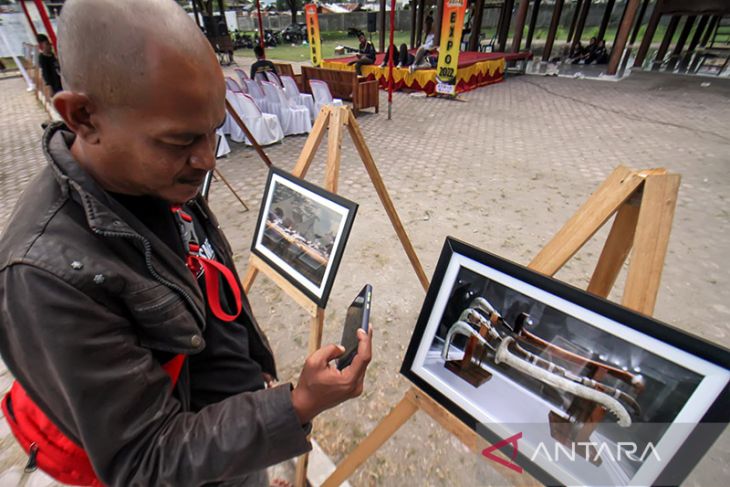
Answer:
xmin=240 ymin=105 xmax=429 ymax=487
xmin=321 ymin=165 xmax=680 ymax=486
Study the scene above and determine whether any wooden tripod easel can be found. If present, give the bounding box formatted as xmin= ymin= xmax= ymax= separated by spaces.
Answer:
xmin=321 ymin=165 xmax=680 ymax=486
xmin=240 ymin=105 xmax=429 ymax=486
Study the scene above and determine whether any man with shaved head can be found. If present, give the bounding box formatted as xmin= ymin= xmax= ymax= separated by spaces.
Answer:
xmin=0 ymin=0 xmax=371 ymax=485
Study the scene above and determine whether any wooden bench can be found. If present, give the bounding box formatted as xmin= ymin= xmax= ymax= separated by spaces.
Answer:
xmin=301 ymin=66 xmax=379 ymax=116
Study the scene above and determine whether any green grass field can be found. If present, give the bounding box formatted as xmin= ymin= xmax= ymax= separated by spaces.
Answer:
xmin=235 ymin=31 xmax=412 ymax=62
xmin=235 ymin=24 xmax=681 ymax=63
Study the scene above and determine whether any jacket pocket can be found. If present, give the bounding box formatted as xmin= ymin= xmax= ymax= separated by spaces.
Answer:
xmin=125 ymin=283 xmax=203 ymax=354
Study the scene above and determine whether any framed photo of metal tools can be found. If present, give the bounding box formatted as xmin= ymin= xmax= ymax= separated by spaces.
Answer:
xmin=251 ymin=166 xmax=358 ymax=308
xmin=401 ymin=237 xmax=730 ymax=487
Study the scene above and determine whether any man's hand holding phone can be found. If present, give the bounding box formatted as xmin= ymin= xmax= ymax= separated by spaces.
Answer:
xmin=291 ymin=326 xmax=372 ymax=425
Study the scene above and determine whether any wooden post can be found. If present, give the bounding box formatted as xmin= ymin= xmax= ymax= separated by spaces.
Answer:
xmin=468 ymin=0 xmax=486 ymax=52
xmin=567 ymin=0 xmax=583 ymax=44
xmin=571 ymin=0 xmax=592 ymax=51
xmin=435 ymin=0 xmax=445 ymax=46
xmin=688 ymin=15 xmax=710 ymax=52
xmin=542 ymin=0 xmax=565 ymax=61
xmin=667 ymin=15 xmax=696 ymax=71
xmin=416 ymin=0 xmax=425 ymax=47
xmin=410 ymin=0 xmax=418 ymax=47
xmin=633 ymin=0 xmax=663 ymax=67
xmin=653 ymin=15 xmax=680 ymax=68
xmin=597 ymin=0 xmax=615 ymax=41
xmin=525 ymin=0 xmax=542 ymax=50
xmin=607 ymin=0 xmax=641 ymax=76
xmin=379 ymin=0 xmax=387 ymax=52
xmin=701 ymin=16 xmax=719 ymax=47
xmin=629 ymin=0 xmax=650 ymax=45
xmin=497 ymin=0 xmax=515 ymax=52
xmin=511 ymin=0 xmax=531 ymax=52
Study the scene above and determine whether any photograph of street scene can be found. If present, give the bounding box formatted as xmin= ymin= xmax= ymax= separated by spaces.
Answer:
xmin=258 ymin=174 xmax=348 ymax=291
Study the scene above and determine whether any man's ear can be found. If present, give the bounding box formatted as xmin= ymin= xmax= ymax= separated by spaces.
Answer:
xmin=53 ymin=92 xmax=100 ymax=144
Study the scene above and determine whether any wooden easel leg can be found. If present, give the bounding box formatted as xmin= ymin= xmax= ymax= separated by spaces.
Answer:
xmin=345 ymin=110 xmax=430 ymax=292
xmin=294 ymin=308 xmax=326 ymax=487
xmin=622 ymin=173 xmax=681 ymax=315
xmin=586 ymin=200 xmax=641 ymax=298
xmin=213 ymin=168 xmax=249 ymax=211
xmin=293 ymin=107 xmax=331 ymax=178
xmin=321 ymin=392 xmax=419 ymax=487
xmin=529 ymin=165 xmax=643 ymax=276
xmin=325 ymin=107 xmax=345 ymax=193
xmin=241 ymin=260 xmax=258 ymax=295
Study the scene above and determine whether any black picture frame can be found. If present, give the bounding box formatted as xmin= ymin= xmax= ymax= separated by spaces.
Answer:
xmin=401 ymin=237 xmax=730 ymax=487
xmin=251 ymin=166 xmax=358 ymax=308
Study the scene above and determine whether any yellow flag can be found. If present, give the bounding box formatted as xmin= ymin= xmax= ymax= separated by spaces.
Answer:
xmin=305 ymin=4 xmax=322 ymax=67
xmin=435 ymin=0 xmax=468 ymax=95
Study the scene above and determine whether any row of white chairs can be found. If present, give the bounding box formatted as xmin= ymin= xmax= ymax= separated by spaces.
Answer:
xmin=221 ymin=70 xmax=343 ymax=147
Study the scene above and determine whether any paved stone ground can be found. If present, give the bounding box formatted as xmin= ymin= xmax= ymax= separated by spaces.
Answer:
xmin=1 ymin=62 xmax=729 ymax=486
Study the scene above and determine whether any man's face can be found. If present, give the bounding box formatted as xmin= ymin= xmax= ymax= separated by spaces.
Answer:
xmin=358 ymin=35 xmax=366 ymax=45
xmin=89 ymin=46 xmax=225 ymax=204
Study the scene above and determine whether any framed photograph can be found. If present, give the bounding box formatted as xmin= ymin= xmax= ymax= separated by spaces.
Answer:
xmin=401 ymin=237 xmax=730 ymax=486
xmin=251 ymin=167 xmax=358 ymax=308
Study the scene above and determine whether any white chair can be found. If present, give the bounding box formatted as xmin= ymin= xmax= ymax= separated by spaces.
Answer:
xmin=266 ymin=71 xmax=283 ymax=87
xmin=225 ymin=77 xmax=244 ymax=93
xmin=234 ymin=68 xmax=249 ymax=84
xmin=254 ymin=72 xmax=268 ymax=83
xmin=309 ymin=79 xmax=343 ymax=116
xmin=261 ymin=81 xmax=311 ymax=136
xmin=243 ymin=78 xmax=270 ymax=113
xmin=225 ymin=90 xmax=283 ymax=146
xmin=215 ymin=129 xmax=231 ymax=158
xmin=282 ymin=75 xmax=316 ymax=121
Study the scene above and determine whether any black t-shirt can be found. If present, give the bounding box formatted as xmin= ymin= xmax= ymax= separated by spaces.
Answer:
xmin=38 ymin=52 xmax=62 ymax=95
xmin=250 ymin=60 xmax=277 ymax=81
xmin=110 ymin=194 xmax=264 ymax=409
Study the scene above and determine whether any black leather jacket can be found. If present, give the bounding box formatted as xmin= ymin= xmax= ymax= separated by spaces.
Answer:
xmin=0 ymin=124 xmax=310 ymax=486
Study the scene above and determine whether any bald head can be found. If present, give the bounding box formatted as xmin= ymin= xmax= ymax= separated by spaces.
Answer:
xmin=58 ymin=0 xmax=217 ymax=106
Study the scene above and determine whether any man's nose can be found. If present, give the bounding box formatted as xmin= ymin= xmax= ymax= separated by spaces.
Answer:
xmin=189 ymin=133 xmax=216 ymax=171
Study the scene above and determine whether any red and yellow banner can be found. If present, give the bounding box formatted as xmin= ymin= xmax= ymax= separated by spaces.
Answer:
xmin=435 ymin=0 xmax=468 ymax=95
xmin=304 ymin=4 xmax=322 ymax=67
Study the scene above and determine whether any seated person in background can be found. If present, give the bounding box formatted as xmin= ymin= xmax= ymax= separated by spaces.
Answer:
xmin=573 ymin=37 xmax=598 ymax=64
xmin=586 ymin=39 xmax=609 ymax=64
xmin=569 ymin=41 xmax=585 ymax=60
xmin=347 ymin=33 xmax=376 ymax=76
xmin=37 ymin=33 xmax=63 ymax=95
xmin=250 ymin=44 xmax=277 ymax=80
xmin=380 ymin=43 xmax=415 ymax=68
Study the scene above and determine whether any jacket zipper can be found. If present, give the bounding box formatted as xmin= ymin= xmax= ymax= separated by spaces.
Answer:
xmin=91 ymin=227 xmax=206 ymax=331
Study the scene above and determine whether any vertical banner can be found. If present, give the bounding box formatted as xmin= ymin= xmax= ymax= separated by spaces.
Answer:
xmin=435 ymin=0 xmax=468 ymax=96
xmin=304 ymin=3 xmax=322 ymax=67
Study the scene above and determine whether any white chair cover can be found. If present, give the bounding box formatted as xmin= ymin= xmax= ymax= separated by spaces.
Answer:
xmin=266 ymin=71 xmax=283 ymax=87
xmin=262 ymin=81 xmax=311 ymax=136
xmin=282 ymin=75 xmax=316 ymax=121
xmin=225 ymin=77 xmax=243 ymax=93
xmin=216 ymin=129 xmax=231 ymax=158
xmin=254 ymin=72 xmax=268 ymax=83
xmin=234 ymin=68 xmax=249 ymax=83
xmin=243 ymin=78 xmax=270 ymax=113
xmin=309 ymin=80 xmax=343 ymax=116
xmin=224 ymin=90 xmax=283 ymax=146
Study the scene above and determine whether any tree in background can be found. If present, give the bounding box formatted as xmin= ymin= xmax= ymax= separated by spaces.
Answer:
xmin=277 ymin=0 xmax=302 ymax=24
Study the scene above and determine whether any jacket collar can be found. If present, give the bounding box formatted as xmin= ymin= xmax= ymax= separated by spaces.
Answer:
xmin=42 ymin=123 xmax=206 ymax=319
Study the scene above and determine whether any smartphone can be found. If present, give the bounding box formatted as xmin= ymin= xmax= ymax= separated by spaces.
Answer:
xmin=336 ymin=284 xmax=372 ymax=371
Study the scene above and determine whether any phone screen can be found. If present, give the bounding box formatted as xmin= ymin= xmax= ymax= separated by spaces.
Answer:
xmin=337 ymin=284 xmax=372 ymax=370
